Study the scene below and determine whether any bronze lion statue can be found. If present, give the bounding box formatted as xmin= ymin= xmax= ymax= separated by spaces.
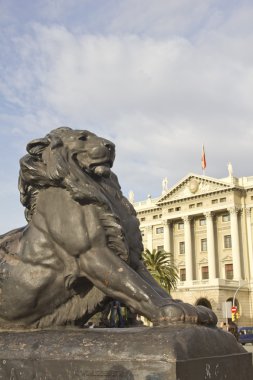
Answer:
xmin=0 ymin=127 xmax=217 ymax=328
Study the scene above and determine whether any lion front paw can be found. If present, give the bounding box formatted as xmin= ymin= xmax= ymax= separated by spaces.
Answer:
xmin=152 ymin=302 xmax=217 ymax=327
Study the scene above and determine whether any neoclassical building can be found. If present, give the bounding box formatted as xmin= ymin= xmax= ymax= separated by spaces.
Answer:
xmin=132 ymin=168 xmax=253 ymax=326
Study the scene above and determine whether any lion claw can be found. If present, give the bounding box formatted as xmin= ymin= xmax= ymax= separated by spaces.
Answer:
xmin=153 ymin=302 xmax=217 ymax=327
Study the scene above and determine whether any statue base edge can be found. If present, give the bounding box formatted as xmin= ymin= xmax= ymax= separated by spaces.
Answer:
xmin=0 ymin=325 xmax=252 ymax=380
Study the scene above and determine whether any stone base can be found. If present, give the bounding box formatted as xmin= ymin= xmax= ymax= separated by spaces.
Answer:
xmin=0 ymin=325 xmax=252 ymax=379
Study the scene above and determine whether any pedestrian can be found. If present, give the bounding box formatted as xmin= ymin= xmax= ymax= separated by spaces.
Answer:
xmin=110 ymin=300 xmax=124 ymax=327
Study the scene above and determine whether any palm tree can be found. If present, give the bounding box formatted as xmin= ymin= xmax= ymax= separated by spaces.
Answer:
xmin=142 ymin=249 xmax=178 ymax=293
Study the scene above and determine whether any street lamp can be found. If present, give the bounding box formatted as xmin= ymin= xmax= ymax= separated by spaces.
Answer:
xmin=232 ymin=280 xmax=249 ymax=307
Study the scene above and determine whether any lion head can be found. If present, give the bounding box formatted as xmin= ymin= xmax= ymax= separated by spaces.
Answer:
xmin=19 ymin=127 xmax=117 ymax=221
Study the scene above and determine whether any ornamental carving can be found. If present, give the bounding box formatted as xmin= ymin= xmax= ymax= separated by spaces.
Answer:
xmin=227 ymin=207 xmax=241 ymax=215
xmin=166 ymin=178 xmax=230 ymax=201
xmin=188 ymin=178 xmax=199 ymax=193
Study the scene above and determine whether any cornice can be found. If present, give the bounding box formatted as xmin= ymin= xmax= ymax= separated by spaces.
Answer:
xmin=137 ymin=207 xmax=162 ymax=215
xmin=158 ymin=188 xmax=235 ymax=206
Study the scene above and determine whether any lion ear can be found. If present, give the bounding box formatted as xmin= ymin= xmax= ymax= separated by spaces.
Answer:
xmin=26 ymin=138 xmax=50 ymax=156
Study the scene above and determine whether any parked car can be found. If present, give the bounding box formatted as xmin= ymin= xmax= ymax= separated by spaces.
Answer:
xmin=238 ymin=327 xmax=253 ymax=345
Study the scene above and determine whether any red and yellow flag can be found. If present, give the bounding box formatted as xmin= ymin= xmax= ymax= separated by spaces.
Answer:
xmin=201 ymin=145 xmax=206 ymax=170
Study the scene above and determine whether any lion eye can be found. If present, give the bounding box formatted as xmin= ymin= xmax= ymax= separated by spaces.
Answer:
xmin=78 ymin=135 xmax=88 ymax=141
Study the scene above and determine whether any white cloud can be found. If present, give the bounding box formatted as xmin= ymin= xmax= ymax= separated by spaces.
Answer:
xmin=1 ymin=1 xmax=253 ymax=232
xmin=8 ymin=23 xmax=252 ymax=129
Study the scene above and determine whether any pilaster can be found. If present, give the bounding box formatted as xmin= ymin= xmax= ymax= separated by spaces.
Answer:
xmin=163 ymin=220 xmax=172 ymax=253
xmin=204 ymin=211 xmax=216 ymax=279
xmin=183 ymin=216 xmax=193 ymax=281
xmin=228 ymin=207 xmax=242 ymax=280
xmin=246 ymin=207 xmax=253 ymax=280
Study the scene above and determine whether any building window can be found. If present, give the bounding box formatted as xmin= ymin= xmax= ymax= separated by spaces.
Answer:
xmin=153 ymin=215 xmax=158 ymax=219
xmin=224 ymin=235 xmax=232 ymax=249
xmin=201 ymin=266 xmax=209 ymax=280
xmin=220 ymin=197 xmax=226 ymax=203
xmin=225 ymin=263 xmax=233 ymax=279
xmin=178 ymin=222 xmax=184 ymax=230
xmin=212 ymin=199 xmax=218 ymax=204
xmin=189 ymin=204 xmax=195 ymax=209
xmin=179 ymin=241 xmax=185 ymax=254
xmin=199 ymin=218 xmax=206 ymax=226
xmin=157 ymin=245 xmax=164 ymax=252
xmin=222 ymin=214 xmax=230 ymax=222
xmin=197 ymin=202 xmax=203 ymax=207
xmin=180 ymin=268 xmax=186 ymax=281
xmin=175 ymin=206 xmax=181 ymax=211
xmin=140 ymin=217 xmax=145 ymax=222
xmin=168 ymin=208 xmax=174 ymax=213
xmin=156 ymin=227 xmax=164 ymax=234
xmin=201 ymin=238 xmax=207 ymax=252
xmin=159 ymin=214 xmax=162 ymax=218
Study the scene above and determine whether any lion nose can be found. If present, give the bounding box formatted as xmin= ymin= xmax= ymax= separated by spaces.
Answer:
xmin=89 ymin=142 xmax=112 ymax=158
xmin=90 ymin=145 xmax=107 ymax=158
xmin=104 ymin=142 xmax=114 ymax=153
xmin=104 ymin=141 xmax=115 ymax=160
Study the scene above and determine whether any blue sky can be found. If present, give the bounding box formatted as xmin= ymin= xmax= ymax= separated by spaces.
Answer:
xmin=1 ymin=0 xmax=253 ymax=233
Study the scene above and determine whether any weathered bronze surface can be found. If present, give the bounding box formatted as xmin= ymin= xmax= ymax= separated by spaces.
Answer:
xmin=0 ymin=326 xmax=252 ymax=379
xmin=0 ymin=127 xmax=217 ymax=329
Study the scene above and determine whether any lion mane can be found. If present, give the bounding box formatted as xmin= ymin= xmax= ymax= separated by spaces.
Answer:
xmin=19 ymin=127 xmax=108 ymax=219
xmin=18 ymin=127 xmax=134 ymax=263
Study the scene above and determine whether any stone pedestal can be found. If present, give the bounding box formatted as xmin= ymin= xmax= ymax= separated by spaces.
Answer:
xmin=0 ymin=325 xmax=252 ymax=379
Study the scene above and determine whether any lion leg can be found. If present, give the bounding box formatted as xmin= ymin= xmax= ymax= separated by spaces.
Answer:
xmin=134 ymin=260 xmax=171 ymax=298
xmin=78 ymin=248 xmax=217 ymax=326
xmin=79 ymin=248 xmax=162 ymax=321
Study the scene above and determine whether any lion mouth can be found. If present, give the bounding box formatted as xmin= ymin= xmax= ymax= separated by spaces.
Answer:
xmin=90 ymin=160 xmax=113 ymax=169
xmin=93 ymin=165 xmax=111 ymax=177
xmin=88 ymin=161 xmax=113 ymax=177
xmin=75 ymin=152 xmax=113 ymax=177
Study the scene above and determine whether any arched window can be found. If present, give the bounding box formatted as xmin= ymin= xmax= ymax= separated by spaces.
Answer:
xmin=195 ymin=298 xmax=212 ymax=310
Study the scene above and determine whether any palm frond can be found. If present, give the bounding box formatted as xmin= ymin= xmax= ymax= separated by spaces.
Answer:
xmin=142 ymin=248 xmax=178 ymax=292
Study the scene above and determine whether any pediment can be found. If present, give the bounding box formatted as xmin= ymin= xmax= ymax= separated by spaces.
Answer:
xmin=157 ymin=174 xmax=232 ymax=204
xmin=221 ymin=255 xmax=233 ymax=262
xmin=198 ymin=257 xmax=208 ymax=265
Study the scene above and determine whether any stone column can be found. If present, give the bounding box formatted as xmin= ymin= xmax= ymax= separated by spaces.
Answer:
xmin=246 ymin=207 xmax=253 ymax=280
xmin=146 ymin=226 xmax=153 ymax=251
xmin=183 ymin=216 xmax=193 ymax=281
xmin=163 ymin=220 xmax=171 ymax=253
xmin=228 ymin=207 xmax=242 ymax=280
xmin=204 ymin=211 xmax=216 ymax=279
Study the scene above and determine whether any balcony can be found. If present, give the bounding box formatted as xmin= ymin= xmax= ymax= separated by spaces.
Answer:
xmin=176 ymin=278 xmax=242 ymax=290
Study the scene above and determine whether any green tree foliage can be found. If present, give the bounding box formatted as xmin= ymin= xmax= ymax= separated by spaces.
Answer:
xmin=142 ymin=249 xmax=178 ymax=292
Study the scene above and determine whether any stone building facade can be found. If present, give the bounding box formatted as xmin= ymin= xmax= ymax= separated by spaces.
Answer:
xmin=132 ymin=170 xmax=253 ymax=326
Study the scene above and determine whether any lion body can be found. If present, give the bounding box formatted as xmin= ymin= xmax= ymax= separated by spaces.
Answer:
xmin=0 ymin=127 xmax=217 ymax=328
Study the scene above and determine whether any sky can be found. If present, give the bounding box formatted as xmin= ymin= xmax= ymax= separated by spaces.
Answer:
xmin=0 ymin=0 xmax=253 ymax=233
